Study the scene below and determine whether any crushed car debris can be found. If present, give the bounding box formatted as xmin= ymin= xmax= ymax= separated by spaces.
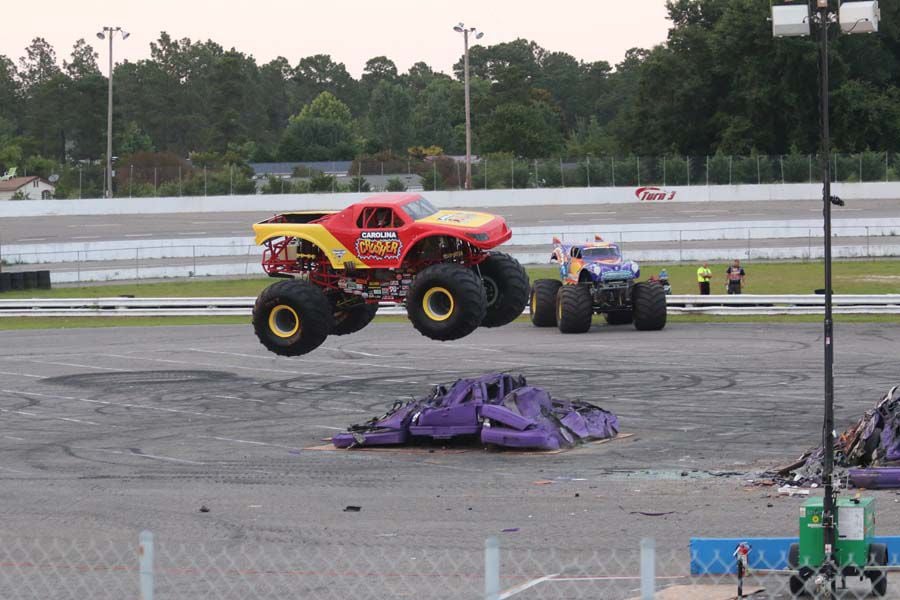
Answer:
xmin=774 ymin=384 xmax=900 ymax=487
xmin=331 ymin=373 xmax=619 ymax=451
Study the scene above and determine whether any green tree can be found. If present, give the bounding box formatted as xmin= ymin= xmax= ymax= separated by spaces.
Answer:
xmin=278 ymin=92 xmax=356 ymax=160
xmin=368 ymin=80 xmax=412 ymax=153
xmin=480 ymin=101 xmax=564 ymax=158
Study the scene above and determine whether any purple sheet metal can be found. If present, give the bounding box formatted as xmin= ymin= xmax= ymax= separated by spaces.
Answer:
xmin=849 ymin=467 xmax=900 ymax=489
xmin=481 ymin=425 xmax=562 ymax=451
xmin=480 ymin=404 xmax=533 ymax=431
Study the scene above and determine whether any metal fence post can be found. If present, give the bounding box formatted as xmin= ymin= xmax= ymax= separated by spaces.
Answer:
xmin=866 ymin=226 xmax=870 ymax=257
xmin=637 ymin=156 xmax=641 ymax=186
xmin=640 ymin=537 xmax=655 ymax=600
xmin=612 ymin=156 xmax=616 ymax=187
xmin=663 ymin=156 xmax=667 ymax=186
xmin=485 ymin=537 xmax=500 ymax=600
xmin=135 ymin=248 xmax=140 ymax=280
xmin=586 ymin=156 xmax=591 ymax=188
xmin=510 ymin=159 xmax=514 ymax=189
xmin=729 ymin=155 xmax=733 ymax=185
xmin=192 ymin=245 xmax=197 ymax=276
xmin=139 ymin=530 xmax=154 ymax=600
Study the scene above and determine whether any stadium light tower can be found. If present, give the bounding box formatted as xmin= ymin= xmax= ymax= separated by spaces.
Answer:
xmin=97 ymin=26 xmax=129 ymax=198
xmin=453 ymin=23 xmax=484 ymax=190
xmin=771 ymin=0 xmax=879 ymax=588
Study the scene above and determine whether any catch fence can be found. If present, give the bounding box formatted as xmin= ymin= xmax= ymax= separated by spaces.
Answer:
xmin=24 ymin=152 xmax=900 ymax=200
xmin=0 ymin=533 xmax=896 ymax=599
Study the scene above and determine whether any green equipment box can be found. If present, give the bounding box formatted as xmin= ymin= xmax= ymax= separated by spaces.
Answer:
xmin=798 ymin=496 xmax=876 ymax=567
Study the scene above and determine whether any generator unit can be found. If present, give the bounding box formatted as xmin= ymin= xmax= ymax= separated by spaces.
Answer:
xmin=788 ymin=497 xmax=887 ymax=595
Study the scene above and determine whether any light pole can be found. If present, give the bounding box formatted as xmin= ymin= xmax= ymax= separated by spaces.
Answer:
xmin=453 ymin=23 xmax=483 ymax=191
xmin=771 ymin=0 xmax=879 ymax=587
xmin=97 ymin=26 xmax=129 ymax=198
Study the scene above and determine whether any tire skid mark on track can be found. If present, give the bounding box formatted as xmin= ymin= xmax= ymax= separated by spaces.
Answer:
xmin=70 ymin=446 xmax=205 ymax=465
xmin=0 ymin=357 xmax=133 ymax=373
xmin=0 ymin=405 xmax=100 ymax=426
xmin=0 ymin=388 xmax=232 ymax=420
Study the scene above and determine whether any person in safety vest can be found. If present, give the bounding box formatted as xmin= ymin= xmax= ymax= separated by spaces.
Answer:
xmin=697 ymin=262 xmax=712 ymax=295
xmin=726 ymin=259 xmax=746 ymax=294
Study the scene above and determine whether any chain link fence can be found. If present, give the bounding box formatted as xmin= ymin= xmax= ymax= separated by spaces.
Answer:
xmin=16 ymin=152 xmax=900 ymax=200
xmin=1 ymin=533 xmax=897 ymax=599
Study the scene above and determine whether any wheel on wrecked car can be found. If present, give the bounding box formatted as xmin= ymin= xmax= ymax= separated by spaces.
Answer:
xmin=556 ymin=284 xmax=593 ymax=334
xmin=787 ymin=543 xmax=807 ymax=596
xmin=252 ymin=279 xmax=332 ymax=356
xmin=869 ymin=543 xmax=888 ymax=596
xmin=407 ymin=263 xmax=487 ymax=341
xmin=476 ymin=252 xmax=530 ymax=328
xmin=604 ymin=310 xmax=633 ymax=325
xmin=530 ymin=279 xmax=562 ymax=327
xmin=632 ymin=281 xmax=667 ymax=331
xmin=331 ymin=294 xmax=379 ymax=336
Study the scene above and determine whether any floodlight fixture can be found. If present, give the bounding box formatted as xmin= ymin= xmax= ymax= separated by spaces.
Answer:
xmin=453 ymin=25 xmax=464 ymax=32
xmin=96 ymin=31 xmax=105 ymax=40
xmin=122 ymin=30 xmax=130 ymax=40
xmin=475 ymin=31 xmax=484 ymax=39
xmin=839 ymin=0 xmax=880 ymax=33
xmin=771 ymin=3 xmax=811 ymax=37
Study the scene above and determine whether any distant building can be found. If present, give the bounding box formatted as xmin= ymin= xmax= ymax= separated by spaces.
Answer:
xmin=0 ymin=176 xmax=55 ymax=200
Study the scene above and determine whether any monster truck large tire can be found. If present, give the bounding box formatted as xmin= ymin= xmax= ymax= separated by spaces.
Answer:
xmin=632 ymin=282 xmax=667 ymax=331
xmin=477 ymin=252 xmax=530 ymax=328
xmin=252 ymin=279 xmax=331 ymax=356
xmin=556 ymin=284 xmax=593 ymax=334
xmin=332 ymin=300 xmax=379 ymax=336
xmin=530 ymin=279 xmax=562 ymax=327
xmin=407 ymin=263 xmax=487 ymax=341
xmin=604 ymin=311 xmax=633 ymax=325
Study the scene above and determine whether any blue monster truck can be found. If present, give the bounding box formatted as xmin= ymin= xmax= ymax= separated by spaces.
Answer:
xmin=529 ymin=237 xmax=667 ymax=333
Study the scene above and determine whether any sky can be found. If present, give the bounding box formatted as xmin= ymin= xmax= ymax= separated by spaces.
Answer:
xmin=2 ymin=0 xmax=671 ymax=77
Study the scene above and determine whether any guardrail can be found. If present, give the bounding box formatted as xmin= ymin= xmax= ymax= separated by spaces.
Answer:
xmin=1 ymin=295 xmax=899 ymax=317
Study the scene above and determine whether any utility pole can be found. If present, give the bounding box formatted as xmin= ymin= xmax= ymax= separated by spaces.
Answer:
xmin=97 ymin=26 xmax=129 ymax=198
xmin=454 ymin=23 xmax=484 ymax=191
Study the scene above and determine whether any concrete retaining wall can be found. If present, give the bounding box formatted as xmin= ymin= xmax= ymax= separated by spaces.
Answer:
xmin=3 ymin=182 xmax=899 ymax=217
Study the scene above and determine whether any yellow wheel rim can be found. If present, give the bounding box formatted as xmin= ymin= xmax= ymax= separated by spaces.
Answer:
xmin=269 ymin=304 xmax=301 ymax=338
xmin=422 ymin=287 xmax=454 ymax=322
xmin=557 ymin=297 xmax=563 ymax=322
xmin=530 ymin=292 xmax=537 ymax=315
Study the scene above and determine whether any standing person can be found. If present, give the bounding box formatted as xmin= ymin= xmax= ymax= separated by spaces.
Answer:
xmin=697 ymin=262 xmax=712 ymax=295
xmin=726 ymin=259 xmax=746 ymax=295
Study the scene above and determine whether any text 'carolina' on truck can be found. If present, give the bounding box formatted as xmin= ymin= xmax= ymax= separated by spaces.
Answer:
xmin=251 ymin=194 xmax=530 ymax=356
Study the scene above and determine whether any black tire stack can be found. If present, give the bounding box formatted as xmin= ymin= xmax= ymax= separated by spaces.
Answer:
xmin=0 ymin=270 xmax=51 ymax=293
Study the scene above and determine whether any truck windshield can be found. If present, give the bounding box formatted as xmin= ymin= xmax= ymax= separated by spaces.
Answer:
xmin=404 ymin=197 xmax=439 ymax=220
xmin=583 ymin=247 xmax=620 ymax=259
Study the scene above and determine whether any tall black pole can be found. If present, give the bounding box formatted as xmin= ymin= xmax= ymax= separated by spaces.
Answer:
xmin=817 ymin=0 xmax=836 ymax=571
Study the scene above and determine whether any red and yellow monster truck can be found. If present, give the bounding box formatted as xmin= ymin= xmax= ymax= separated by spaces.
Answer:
xmin=251 ymin=194 xmax=529 ymax=356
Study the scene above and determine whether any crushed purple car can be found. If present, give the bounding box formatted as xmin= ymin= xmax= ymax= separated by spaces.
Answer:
xmin=332 ymin=373 xmax=619 ymax=451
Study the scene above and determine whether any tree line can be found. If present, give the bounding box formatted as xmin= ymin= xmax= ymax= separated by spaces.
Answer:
xmin=1 ymin=0 xmax=899 ymax=195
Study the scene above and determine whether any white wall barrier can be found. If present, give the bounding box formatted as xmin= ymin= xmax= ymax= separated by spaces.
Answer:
xmin=2 ymin=295 xmax=898 ymax=317
xmin=2 ymin=182 xmax=899 ymax=218
xmin=2 ymin=218 xmax=900 ymax=264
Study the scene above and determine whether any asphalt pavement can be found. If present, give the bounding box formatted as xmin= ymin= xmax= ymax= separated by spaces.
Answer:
xmin=1 ymin=321 xmax=899 ymax=597
xmin=2 ymin=198 xmax=898 ymax=245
